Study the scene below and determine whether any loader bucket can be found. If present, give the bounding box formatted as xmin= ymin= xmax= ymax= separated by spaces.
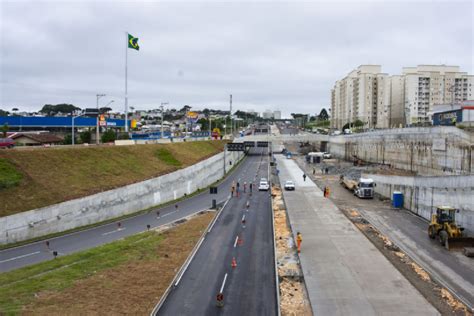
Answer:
xmin=445 ymin=237 xmax=474 ymax=250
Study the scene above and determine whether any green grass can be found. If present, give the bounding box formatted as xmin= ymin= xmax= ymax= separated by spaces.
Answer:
xmin=155 ymin=148 xmax=182 ymax=167
xmin=0 ymin=152 xmax=245 ymax=251
xmin=0 ymin=158 xmax=22 ymax=189
xmin=0 ymin=231 xmax=164 ymax=315
xmin=0 ymin=141 xmax=225 ymax=217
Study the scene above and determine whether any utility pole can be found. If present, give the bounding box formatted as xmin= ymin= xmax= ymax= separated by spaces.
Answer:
xmin=96 ymin=94 xmax=105 ymax=144
xmin=230 ymin=94 xmax=233 ymax=138
xmin=160 ymin=102 xmax=168 ymax=139
xmin=209 ymin=114 xmax=212 ymax=139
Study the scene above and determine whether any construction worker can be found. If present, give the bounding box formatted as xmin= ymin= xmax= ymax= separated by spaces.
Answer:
xmin=236 ymin=182 xmax=240 ymax=197
xmin=312 ymin=168 xmax=315 ymax=175
xmin=326 ymin=186 xmax=331 ymax=198
xmin=243 ymin=181 xmax=247 ymax=193
xmin=175 ymin=204 xmax=179 ymax=211
xmin=249 ymin=182 xmax=253 ymax=194
xmin=303 ymin=174 xmax=307 ymax=182
xmin=296 ymin=232 xmax=302 ymax=253
xmin=231 ymin=186 xmax=235 ymax=197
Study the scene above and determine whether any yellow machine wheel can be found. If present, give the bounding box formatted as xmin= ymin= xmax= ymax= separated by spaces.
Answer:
xmin=428 ymin=226 xmax=436 ymax=239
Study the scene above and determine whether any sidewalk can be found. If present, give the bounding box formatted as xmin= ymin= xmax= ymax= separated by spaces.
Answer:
xmin=275 ymin=155 xmax=438 ymax=315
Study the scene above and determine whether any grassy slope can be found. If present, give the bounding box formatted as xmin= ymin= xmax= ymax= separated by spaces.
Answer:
xmin=0 ymin=141 xmax=225 ymax=217
xmin=0 ymin=212 xmax=214 ymax=315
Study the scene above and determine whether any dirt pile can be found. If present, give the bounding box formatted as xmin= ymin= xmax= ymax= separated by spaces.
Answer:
xmin=272 ymin=186 xmax=312 ymax=315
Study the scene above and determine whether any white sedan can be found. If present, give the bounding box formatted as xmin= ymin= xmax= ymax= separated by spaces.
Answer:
xmin=258 ymin=180 xmax=270 ymax=191
xmin=284 ymin=180 xmax=295 ymax=191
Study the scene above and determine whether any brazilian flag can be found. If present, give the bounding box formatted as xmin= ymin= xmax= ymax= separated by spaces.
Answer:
xmin=128 ymin=34 xmax=139 ymax=51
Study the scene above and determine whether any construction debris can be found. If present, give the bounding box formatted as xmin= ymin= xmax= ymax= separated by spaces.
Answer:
xmin=272 ymin=186 xmax=312 ymax=315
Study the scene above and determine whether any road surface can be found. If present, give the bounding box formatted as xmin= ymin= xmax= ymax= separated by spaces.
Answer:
xmin=1 ymin=150 xmax=247 ymax=272
xmin=156 ymin=148 xmax=277 ymax=316
xmin=295 ymin=156 xmax=474 ymax=311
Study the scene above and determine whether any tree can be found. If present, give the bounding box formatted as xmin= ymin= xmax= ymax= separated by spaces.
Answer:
xmin=1 ymin=123 xmax=8 ymax=137
xmin=79 ymin=130 xmax=91 ymax=144
xmin=40 ymin=104 xmax=80 ymax=116
xmin=63 ymin=134 xmax=73 ymax=145
xmin=0 ymin=109 xmax=9 ymax=116
xmin=197 ymin=118 xmax=209 ymax=131
xmin=318 ymin=108 xmax=329 ymax=121
xmin=101 ymin=129 xmax=116 ymax=143
xmin=353 ymin=119 xmax=364 ymax=128
xmin=11 ymin=108 xmax=19 ymax=113
xmin=179 ymin=105 xmax=191 ymax=113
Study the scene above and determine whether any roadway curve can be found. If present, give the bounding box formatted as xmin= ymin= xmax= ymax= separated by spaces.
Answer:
xmin=155 ymin=148 xmax=278 ymax=316
xmin=1 ymin=150 xmax=248 ymax=272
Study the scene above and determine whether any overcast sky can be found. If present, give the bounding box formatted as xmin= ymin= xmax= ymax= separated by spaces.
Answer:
xmin=1 ymin=0 xmax=473 ymax=118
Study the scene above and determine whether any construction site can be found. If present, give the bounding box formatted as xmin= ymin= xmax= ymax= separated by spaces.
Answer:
xmin=279 ymin=134 xmax=474 ymax=315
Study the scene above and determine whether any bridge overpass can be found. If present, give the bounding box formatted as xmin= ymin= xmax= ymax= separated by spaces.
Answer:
xmin=234 ymin=133 xmax=329 ymax=143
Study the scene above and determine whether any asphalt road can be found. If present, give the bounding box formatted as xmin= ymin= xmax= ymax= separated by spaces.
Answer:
xmin=295 ymin=156 xmax=474 ymax=311
xmin=0 ymin=150 xmax=249 ymax=272
xmin=156 ymin=148 xmax=277 ymax=316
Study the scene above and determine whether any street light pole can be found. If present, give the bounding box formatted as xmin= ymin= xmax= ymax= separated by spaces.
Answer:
xmin=209 ymin=115 xmax=212 ymax=140
xmin=160 ymin=102 xmax=168 ymax=139
xmin=96 ymin=94 xmax=105 ymax=145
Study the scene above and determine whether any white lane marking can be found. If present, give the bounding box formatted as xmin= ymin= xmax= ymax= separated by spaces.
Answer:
xmin=161 ymin=212 xmax=175 ymax=218
xmin=241 ymin=214 xmax=246 ymax=222
xmin=233 ymin=236 xmax=239 ymax=248
xmin=102 ymin=227 xmax=126 ymax=236
xmin=0 ymin=251 xmax=41 ymax=263
xmin=220 ymin=273 xmax=228 ymax=293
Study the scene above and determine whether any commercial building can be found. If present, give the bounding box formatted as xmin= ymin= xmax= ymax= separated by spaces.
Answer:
xmin=331 ymin=65 xmax=474 ymax=129
xmin=273 ymin=110 xmax=281 ymax=120
xmin=262 ymin=109 xmax=274 ymax=119
xmin=431 ymin=101 xmax=474 ymax=127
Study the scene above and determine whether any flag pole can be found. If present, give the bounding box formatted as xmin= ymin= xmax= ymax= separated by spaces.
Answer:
xmin=125 ymin=32 xmax=129 ymax=132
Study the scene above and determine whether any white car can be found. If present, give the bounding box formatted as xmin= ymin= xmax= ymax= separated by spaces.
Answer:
xmin=323 ymin=152 xmax=332 ymax=159
xmin=284 ymin=180 xmax=295 ymax=191
xmin=258 ymin=180 xmax=270 ymax=191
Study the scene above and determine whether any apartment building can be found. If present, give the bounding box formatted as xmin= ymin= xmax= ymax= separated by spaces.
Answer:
xmin=331 ymin=65 xmax=388 ymax=129
xmin=331 ymin=65 xmax=473 ymax=129
xmin=402 ymin=65 xmax=473 ymax=125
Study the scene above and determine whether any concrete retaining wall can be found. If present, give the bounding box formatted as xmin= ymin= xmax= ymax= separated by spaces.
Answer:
xmin=1 ymin=150 xmax=243 ymax=244
xmin=328 ymin=127 xmax=473 ymax=175
xmin=363 ymin=173 xmax=474 ymax=235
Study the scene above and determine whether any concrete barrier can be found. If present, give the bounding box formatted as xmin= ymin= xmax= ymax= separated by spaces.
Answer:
xmin=1 ymin=150 xmax=243 ymax=244
xmin=364 ymin=173 xmax=474 ymax=235
xmin=329 ymin=127 xmax=473 ymax=175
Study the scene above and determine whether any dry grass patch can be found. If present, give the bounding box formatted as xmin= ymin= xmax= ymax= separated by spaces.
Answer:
xmin=0 ymin=212 xmax=214 ymax=315
xmin=0 ymin=141 xmax=224 ymax=217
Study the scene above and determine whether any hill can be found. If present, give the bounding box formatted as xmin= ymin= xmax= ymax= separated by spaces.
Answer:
xmin=0 ymin=141 xmax=225 ymax=217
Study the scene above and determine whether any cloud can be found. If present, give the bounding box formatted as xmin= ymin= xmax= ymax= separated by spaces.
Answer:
xmin=1 ymin=0 xmax=472 ymax=118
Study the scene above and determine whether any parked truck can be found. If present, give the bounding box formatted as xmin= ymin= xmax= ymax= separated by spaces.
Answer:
xmin=340 ymin=176 xmax=375 ymax=199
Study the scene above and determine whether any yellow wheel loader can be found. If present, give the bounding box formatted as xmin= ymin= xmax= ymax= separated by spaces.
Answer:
xmin=428 ymin=206 xmax=474 ymax=250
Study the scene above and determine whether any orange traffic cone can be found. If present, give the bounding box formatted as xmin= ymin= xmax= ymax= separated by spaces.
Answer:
xmin=238 ymin=236 xmax=243 ymax=246
xmin=231 ymin=257 xmax=237 ymax=269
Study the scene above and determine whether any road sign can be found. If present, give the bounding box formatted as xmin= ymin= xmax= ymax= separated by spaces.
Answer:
xmin=227 ymin=143 xmax=245 ymax=151
xmin=257 ymin=141 xmax=269 ymax=147
xmin=210 ymin=187 xmax=218 ymax=194
xmin=244 ymin=141 xmax=255 ymax=148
